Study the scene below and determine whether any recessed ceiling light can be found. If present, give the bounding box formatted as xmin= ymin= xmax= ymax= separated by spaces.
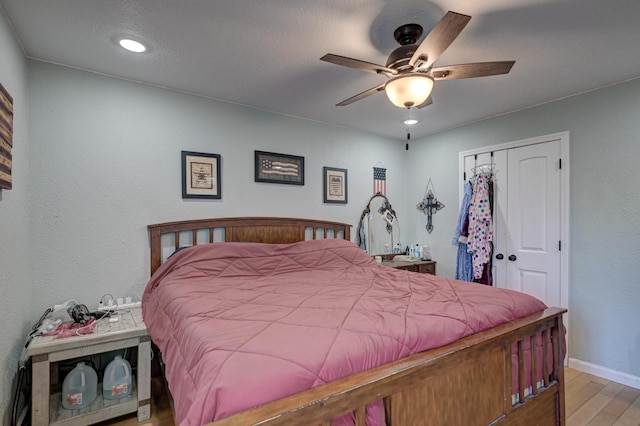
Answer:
xmin=119 ymin=39 xmax=147 ymax=53
xmin=404 ymin=118 xmax=418 ymax=125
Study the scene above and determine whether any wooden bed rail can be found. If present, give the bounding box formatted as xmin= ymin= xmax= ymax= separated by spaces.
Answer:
xmin=211 ymin=307 xmax=566 ymax=426
xmin=148 ymin=217 xmax=351 ymax=276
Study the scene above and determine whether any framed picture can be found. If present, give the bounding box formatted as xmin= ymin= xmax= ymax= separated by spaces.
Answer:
xmin=382 ymin=208 xmax=395 ymax=225
xmin=181 ymin=151 xmax=221 ymax=199
xmin=0 ymin=83 xmax=13 ymax=190
xmin=255 ymin=151 xmax=304 ymax=185
xmin=323 ymin=167 xmax=348 ymax=204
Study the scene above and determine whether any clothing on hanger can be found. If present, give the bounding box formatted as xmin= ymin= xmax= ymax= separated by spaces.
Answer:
xmin=454 ymin=164 xmax=494 ymax=285
xmin=468 ymin=174 xmax=493 ymax=282
xmin=453 ymin=181 xmax=473 ymax=281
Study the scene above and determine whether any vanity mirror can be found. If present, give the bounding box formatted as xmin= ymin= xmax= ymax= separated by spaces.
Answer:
xmin=356 ymin=194 xmax=400 ymax=256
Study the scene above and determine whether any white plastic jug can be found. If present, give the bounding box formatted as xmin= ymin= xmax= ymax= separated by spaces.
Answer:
xmin=103 ymin=355 xmax=132 ymax=400
xmin=62 ymin=362 xmax=98 ymax=410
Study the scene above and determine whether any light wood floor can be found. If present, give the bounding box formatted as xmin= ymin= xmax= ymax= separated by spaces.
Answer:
xmin=102 ymin=368 xmax=640 ymax=425
xmin=564 ymin=368 xmax=640 ymax=425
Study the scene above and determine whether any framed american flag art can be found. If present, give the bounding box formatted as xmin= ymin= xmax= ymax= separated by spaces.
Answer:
xmin=254 ymin=151 xmax=304 ymax=185
xmin=0 ymin=83 xmax=13 ymax=190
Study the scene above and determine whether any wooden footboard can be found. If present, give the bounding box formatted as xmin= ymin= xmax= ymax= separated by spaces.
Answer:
xmin=211 ymin=307 xmax=566 ymax=426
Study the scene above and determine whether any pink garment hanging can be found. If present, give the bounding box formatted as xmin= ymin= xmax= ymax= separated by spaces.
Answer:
xmin=468 ymin=174 xmax=493 ymax=280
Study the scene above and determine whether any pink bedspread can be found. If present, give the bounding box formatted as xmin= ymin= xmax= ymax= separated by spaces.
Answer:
xmin=142 ymin=239 xmax=546 ymax=426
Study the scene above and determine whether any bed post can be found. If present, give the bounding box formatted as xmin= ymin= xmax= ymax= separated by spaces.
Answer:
xmin=553 ymin=313 xmax=566 ymax=424
xmin=149 ymin=226 xmax=162 ymax=276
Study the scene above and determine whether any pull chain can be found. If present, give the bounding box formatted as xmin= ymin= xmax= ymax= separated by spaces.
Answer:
xmin=404 ymin=107 xmax=415 ymax=151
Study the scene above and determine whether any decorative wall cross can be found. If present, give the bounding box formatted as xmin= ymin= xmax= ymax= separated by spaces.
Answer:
xmin=416 ymin=179 xmax=445 ymax=234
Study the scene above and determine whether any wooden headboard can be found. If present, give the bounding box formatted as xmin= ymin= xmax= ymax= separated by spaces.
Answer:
xmin=148 ymin=217 xmax=351 ymax=275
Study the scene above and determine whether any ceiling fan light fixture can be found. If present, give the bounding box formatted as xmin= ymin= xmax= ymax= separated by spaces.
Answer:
xmin=384 ymin=74 xmax=434 ymax=108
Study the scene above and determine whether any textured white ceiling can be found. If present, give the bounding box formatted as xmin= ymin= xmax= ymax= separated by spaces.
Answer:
xmin=2 ymin=0 xmax=640 ymax=140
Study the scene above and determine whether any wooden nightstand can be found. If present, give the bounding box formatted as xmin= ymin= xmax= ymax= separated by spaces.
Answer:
xmin=382 ymin=259 xmax=437 ymax=275
xmin=26 ymin=307 xmax=151 ymax=426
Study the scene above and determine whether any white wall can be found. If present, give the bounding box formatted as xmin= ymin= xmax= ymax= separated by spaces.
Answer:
xmin=405 ymin=78 xmax=640 ymax=382
xmin=0 ymin=8 xmax=31 ymax=423
xmin=27 ymin=60 xmax=409 ymax=313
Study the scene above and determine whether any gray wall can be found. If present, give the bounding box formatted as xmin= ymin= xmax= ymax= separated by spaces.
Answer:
xmin=405 ymin=78 xmax=640 ymax=380
xmin=0 ymin=9 xmax=31 ymax=424
xmin=27 ymin=60 xmax=409 ymax=316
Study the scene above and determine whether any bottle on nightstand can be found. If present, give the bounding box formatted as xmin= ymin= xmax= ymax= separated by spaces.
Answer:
xmin=62 ymin=362 xmax=97 ymax=410
xmin=103 ymin=355 xmax=132 ymax=400
xmin=421 ymin=245 xmax=431 ymax=260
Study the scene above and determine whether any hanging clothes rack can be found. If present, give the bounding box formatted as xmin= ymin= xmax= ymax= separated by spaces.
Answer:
xmin=470 ymin=163 xmax=494 ymax=176
xmin=454 ymin=155 xmax=495 ymax=285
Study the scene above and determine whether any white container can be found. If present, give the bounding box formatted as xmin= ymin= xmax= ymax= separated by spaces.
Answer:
xmin=421 ymin=245 xmax=431 ymax=260
xmin=62 ymin=362 xmax=97 ymax=410
xmin=103 ymin=355 xmax=132 ymax=400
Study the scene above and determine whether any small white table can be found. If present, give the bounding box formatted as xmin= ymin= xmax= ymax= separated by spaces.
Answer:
xmin=26 ymin=307 xmax=151 ymax=426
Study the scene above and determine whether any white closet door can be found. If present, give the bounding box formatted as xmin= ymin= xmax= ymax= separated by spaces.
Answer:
xmin=463 ymin=140 xmax=562 ymax=309
xmin=504 ymin=141 xmax=562 ymax=307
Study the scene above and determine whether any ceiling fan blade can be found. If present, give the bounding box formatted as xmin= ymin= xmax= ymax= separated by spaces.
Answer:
xmin=321 ymin=54 xmax=396 ymax=77
xmin=409 ymin=11 xmax=471 ymax=69
xmin=416 ymin=95 xmax=434 ymax=109
xmin=336 ymin=84 xmax=385 ymax=106
xmin=431 ymin=61 xmax=515 ymax=80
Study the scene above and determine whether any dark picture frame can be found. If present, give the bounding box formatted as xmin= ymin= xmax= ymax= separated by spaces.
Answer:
xmin=0 ymin=83 xmax=13 ymax=190
xmin=181 ymin=151 xmax=221 ymax=199
xmin=254 ymin=151 xmax=304 ymax=185
xmin=323 ymin=167 xmax=348 ymax=204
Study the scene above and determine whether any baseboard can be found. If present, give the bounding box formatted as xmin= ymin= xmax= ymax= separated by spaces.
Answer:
xmin=568 ymin=358 xmax=640 ymax=390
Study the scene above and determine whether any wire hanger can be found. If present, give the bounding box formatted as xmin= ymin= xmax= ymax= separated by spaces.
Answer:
xmin=471 ymin=163 xmax=494 ymax=176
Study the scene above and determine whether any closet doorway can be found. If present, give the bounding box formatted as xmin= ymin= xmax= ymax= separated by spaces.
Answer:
xmin=459 ymin=132 xmax=569 ymax=314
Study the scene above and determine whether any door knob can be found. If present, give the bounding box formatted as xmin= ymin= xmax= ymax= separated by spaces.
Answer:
xmin=495 ymin=253 xmax=504 ymax=260
xmin=508 ymin=254 xmax=517 ymax=261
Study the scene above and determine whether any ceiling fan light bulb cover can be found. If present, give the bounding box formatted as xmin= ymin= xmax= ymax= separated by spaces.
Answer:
xmin=385 ymin=74 xmax=434 ymax=108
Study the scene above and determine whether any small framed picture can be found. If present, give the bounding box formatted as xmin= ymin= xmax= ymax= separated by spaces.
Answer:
xmin=181 ymin=151 xmax=221 ymax=199
xmin=382 ymin=209 xmax=395 ymax=225
xmin=255 ymin=151 xmax=304 ymax=185
xmin=323 ymin=167 xmax=348 ymax=204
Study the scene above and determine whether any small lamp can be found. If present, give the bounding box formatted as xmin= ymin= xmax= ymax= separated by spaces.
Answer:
xmin=385 ymin=74 xmax=434 ymax=108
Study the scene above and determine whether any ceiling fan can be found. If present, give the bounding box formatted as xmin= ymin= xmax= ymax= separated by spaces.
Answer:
xmin=320 ymin=11 xmax=515 ymax=109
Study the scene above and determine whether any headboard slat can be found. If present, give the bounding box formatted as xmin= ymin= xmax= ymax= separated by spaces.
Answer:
xmin=149 ymin=217 xmax=351 ymax=276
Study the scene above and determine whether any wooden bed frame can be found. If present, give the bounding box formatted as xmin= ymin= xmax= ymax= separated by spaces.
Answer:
xmin=148 ymin=217 xmax=566 ymax=426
